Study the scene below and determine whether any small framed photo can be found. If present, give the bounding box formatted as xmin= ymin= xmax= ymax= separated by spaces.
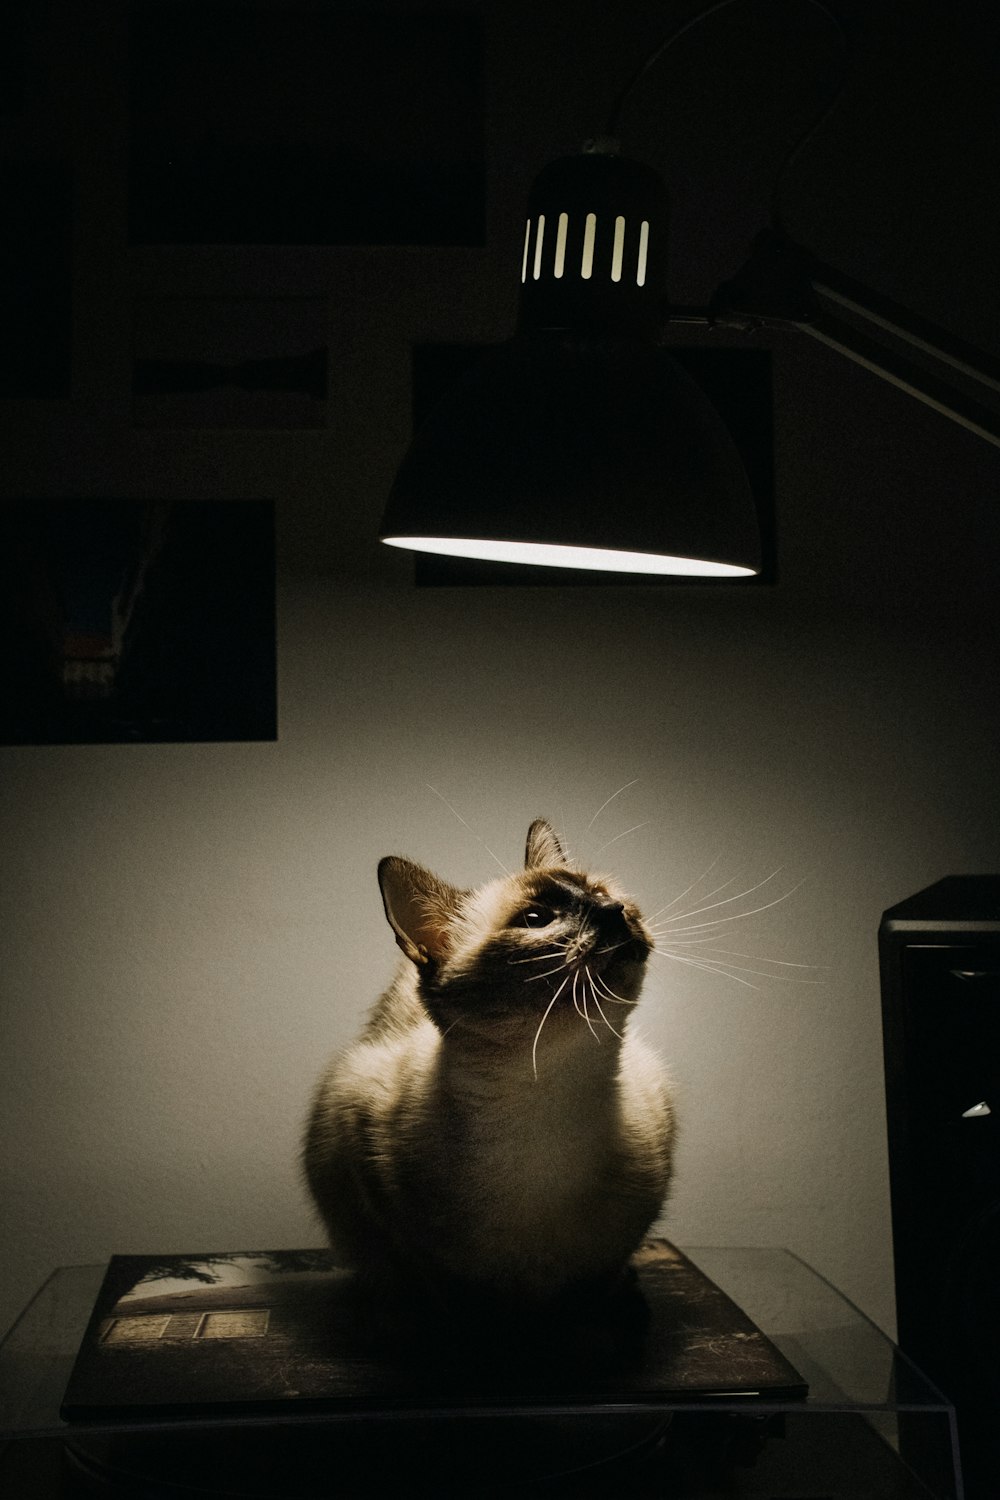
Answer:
xmin=133 ymin=298 xmax=328 ymax=429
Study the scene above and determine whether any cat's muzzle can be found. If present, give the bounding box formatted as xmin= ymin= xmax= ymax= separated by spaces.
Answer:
xmin=582 ymin=901 xmax=650 ymax=967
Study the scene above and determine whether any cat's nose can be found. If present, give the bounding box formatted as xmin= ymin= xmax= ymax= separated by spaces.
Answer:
xmin=592 ymin=898 xmax=627 ymax=934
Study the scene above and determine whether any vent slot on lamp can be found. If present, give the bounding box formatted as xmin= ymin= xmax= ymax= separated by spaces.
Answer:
xmin=522 ymin=212 xmax=650 ymax=286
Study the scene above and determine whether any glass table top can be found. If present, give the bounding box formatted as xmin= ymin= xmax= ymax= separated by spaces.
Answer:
xmin=0 ymin=1246 xmax=953 ymax=1442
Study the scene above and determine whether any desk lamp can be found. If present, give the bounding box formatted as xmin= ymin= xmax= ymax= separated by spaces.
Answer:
xmin=380 ymin=0 xmax=1000 ymax=579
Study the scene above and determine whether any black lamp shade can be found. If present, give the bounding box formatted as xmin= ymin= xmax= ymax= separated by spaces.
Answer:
xmin=381 ymin=151 xmax=762 ymax=578
xmin=381 ymin=334 xmax=761 ymax=576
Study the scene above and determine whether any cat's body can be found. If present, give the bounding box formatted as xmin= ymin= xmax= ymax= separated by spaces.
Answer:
xmin=303 ymin=820 xmax=675 ymax=1314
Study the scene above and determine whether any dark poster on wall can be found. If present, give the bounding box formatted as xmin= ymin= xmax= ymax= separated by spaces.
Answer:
xmin=128 ymin=4 xmax=484 ymax=246
xmin=0 ymin=1 xmax=33 ymax=123
xmin=0 ymin=500 xmax=276 ymax=746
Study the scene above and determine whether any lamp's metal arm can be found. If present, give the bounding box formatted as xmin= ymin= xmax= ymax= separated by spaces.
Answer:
xmin=797 ymin=309 xmax=1000 ymax=451
xmin=667 ymin=228 xmax=1000 ymax=451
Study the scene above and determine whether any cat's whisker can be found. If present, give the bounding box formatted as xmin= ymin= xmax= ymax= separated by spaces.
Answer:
xmin=593 ymin=937 xmax=634 ymax=958
xmin=650 ymin=924 xmax=728 ymax=936
xmin=531 ymin=973 xmax=570 ymax=1080
xmin=650 ymin=948 xmax=761 ymax=990
xmin=648 ymin=930 xmax=754 ymax=945
xmin=591 ymin=972 xmax=638 ymax=1006
xmin=656 ymin=869 xmax=785 ymax=928
xmin=650 ymin=906 xmax=743 ymax=930
xmin=655 ymin=948 xmax=824 ymax=984
xmin=650 ymin=876 xmax=739 ymax=927
xmin=648 ymin=858 xmax=723 ymax=921
xmin=572 ymin=968 xmax=586 ymax=1020
xmin=654 ymin=878 xmax=807 ymax=936
xmin=652 ymin=942 xmax=825 ymax=972
xmin=587 ymin=969 xmax=625 ymax=1040
xmin=583 ymin=991 xmax=604 ymax=1044
xmin=593 ymin=995 xmax=625 ymax=1041
xmin=425 ymin=784 xmax=512 ymax=878
xmin=525 ymin=962 xmax=573 ymax=983
xmin=508 ymin=949 xmax=566 ymax=966
xmin=585 ymin=779 xmax=640 ymax=833
xmin=574 ymin=969 xmax=603 ymax=1044
xmin=591 ymin=822 xmax=649 ymax=859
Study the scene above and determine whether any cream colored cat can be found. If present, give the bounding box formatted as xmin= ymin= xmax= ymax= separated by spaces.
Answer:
xmin=302 ymin=819 xmax=674 ymax=1313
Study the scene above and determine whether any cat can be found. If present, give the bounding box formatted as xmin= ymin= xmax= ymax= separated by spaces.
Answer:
xmin=302 ymin=818 xmax=675 ymax=1333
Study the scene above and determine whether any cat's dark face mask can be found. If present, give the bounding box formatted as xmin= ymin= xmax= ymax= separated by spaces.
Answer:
xmin=419 ymin=870 xmax=652 ymax=1045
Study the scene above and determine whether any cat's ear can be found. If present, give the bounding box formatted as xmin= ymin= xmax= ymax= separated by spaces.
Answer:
xmin=378 ymin=857 xmax=462 ymax=967
xmin=525 ymin=819 xmax=567 ymax=870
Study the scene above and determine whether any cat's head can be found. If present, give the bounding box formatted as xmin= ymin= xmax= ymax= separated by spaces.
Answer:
xmin=377 ymin=820 xmax=652 ymax=1049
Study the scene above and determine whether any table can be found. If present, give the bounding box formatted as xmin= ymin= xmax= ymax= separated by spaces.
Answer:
xmin=0 ymin=1247 xmax=963 ymax=1497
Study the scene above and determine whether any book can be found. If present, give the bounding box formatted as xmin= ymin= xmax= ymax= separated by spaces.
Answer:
xmin=60 ymin=1239 xmax=807 ymax=1421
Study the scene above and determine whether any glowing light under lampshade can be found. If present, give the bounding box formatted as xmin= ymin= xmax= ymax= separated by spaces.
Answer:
xmin=381 ymin=536 xmax=755 ymax=577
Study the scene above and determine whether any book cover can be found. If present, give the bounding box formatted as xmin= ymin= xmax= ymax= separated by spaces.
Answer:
xmin=61 ymin=1239 xmax=807 ymax=1421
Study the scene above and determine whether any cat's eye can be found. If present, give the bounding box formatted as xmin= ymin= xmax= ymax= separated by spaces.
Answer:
xmin=522 ymin=906 xmax=555 ymax=928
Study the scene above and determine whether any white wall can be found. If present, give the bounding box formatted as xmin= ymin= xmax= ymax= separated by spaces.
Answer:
xmin=3 ymin=344 xmax=1000 ymax=1338
xmin=3 ymin=0 xmax=1000 ymax=1342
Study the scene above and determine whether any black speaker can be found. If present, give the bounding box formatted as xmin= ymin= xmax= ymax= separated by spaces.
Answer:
xmin=879 ymin=876 xmax=1000 ymax=1499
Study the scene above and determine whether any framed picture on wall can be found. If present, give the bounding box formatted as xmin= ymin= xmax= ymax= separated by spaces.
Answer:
xmin=128 ymin=3 xmax=484 ymax=246
xmin=0 ymin=499 xmax=277 ymax=745
xmin=133 ymin=298 xmax=329 ymax=429
xmin=0 ymin=162 xmax=72 ymax=397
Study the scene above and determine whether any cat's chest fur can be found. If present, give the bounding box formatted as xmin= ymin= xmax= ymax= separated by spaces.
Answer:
xmin=433 ymin=1036 xmax=623 ymax=1218
xmin=386 ymin=1021 xmax=666 ymax=1293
